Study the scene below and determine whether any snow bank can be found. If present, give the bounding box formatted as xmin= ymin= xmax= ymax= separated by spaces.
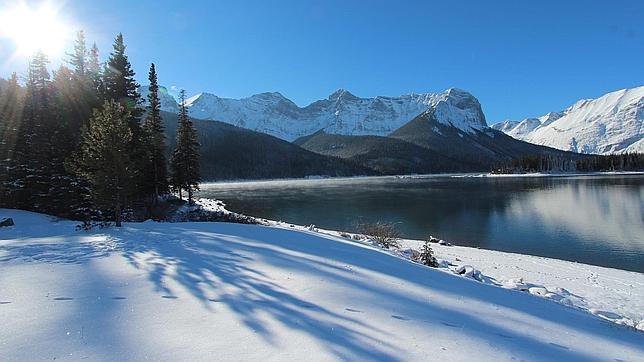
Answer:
xmin=1 ymin=208 xmax=643 ymax=361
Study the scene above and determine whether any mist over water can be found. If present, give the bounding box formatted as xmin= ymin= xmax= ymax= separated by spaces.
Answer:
xmin=199 ymin=175 xmax=644 ymax=273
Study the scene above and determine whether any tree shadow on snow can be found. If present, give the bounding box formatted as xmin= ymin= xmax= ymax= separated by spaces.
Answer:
xmin=4 ymin=221 xmax=643 ymax=361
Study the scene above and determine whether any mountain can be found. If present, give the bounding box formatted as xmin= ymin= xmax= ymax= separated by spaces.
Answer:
xmin=159 ymin=111 xmax=374 ymax=181
xmin=492 ymin=86 xmax=644 ymax=155
xmin=294 ymin=131 xmax=474 ymax=174
xmin=296 ymin=90 xmax=577 ymax=173
xmin=139 ymin=85 xmax=180 ymax=114
xmin=150 ymin=87 xmax=486 ymax=141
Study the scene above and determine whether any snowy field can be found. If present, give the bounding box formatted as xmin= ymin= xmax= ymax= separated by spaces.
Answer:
xmin=1 ymin=207 xmax=643 ymax=361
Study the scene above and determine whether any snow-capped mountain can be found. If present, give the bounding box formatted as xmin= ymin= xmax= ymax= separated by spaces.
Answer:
xmin=149 ymin=87 xmax=487 ymax=141
xmin=492 ymin=86 xmax=644 ymax=154
xmin=139 ymin=85 xmax=180 ymax=114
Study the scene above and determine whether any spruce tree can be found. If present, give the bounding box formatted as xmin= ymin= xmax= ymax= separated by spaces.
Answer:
xmin=142 ymin=63 xmax=168 ymax=202
xmin=71 ymin=100 xmax=137 ymax=226
xmin=68 ymin=30 xmax=88 ymax=77
xmin=87 ymin=42 xmax=103 ymax=97
xmin=0 ymin=73 xmax=23 ymax=207
xmin=170 ymin=90 xmax=200 ymax=204
xmin=103 ymin=33 xmax=147 ymax=200
xmin=17 ymin=52 xmax=55 ymax=209
xmin=103 ymin=33 xmax=141 ymax=118
xmin=419 ymin=241 xmax=438 ymax=267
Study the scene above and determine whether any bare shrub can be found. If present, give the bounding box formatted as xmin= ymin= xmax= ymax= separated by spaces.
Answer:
xmin=358 ymin=221 xmax=401 ymax=249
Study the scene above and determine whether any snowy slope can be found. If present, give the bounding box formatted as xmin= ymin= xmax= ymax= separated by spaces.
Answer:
xmin=151 ymin=87 xmax=487 ymax=141
xmin=492 ymin=86 xmax=644 ymax=154
xmin=139 ymin=85 xmax=180 ymax=114
xmin=1 ymin=209 xmax=643 ymax=361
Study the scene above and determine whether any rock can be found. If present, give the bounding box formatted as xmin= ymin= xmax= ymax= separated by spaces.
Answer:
xmin=456 ymin=265 xmax=483 ymax=282
xmin=0 ymin=218 xmax=14 ymax=227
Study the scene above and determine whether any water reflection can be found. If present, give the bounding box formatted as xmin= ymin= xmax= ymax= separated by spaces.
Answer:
xmin=198 ymin=175 xmax=644 ymax=272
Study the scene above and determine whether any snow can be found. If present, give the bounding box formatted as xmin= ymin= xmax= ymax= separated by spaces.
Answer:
xmin=148 ymin=87 xmax=488 ymax=141
xmin=492 ymin=86 xmax=644 ymax=154
xmin=1 ymin=208 xmax=643 ymax=361
xmin=138 ymin=85 xmax=180 ymax=114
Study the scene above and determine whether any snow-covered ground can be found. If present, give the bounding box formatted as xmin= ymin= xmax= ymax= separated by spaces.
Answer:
xmin=1 ymin=207 xmax=643 ymax=361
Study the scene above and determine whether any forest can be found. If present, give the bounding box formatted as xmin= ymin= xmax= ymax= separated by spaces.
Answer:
xmin=0 ymin=31 xmax=200 ymax=225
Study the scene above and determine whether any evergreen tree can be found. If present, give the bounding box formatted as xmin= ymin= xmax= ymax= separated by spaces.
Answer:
xmin=103 ymin=33 xmax=141 ymax=118
xmin=419 ymin=241 xmax=438 ymax=267
xmin=0 ymin=73 xmax=24 ymax=207
xmin=68 ymin=30 xmax=88 ymax=77
xmin=16 ymin=52 xmax=55 ymax=209
xmin=87 ymin=42 xmax=103 ymax=97
xmin=170 ymin=90 xmax=200 ymax=204
xmin=103 ymin=33 xmax=147 ymax=199
xmin=0 ymin=73 xmax=22 ymax=159
xmin=142 ymin=63 xmax=168 ymax=202
xmin=71 ymin=100 xmax=138 ymax=226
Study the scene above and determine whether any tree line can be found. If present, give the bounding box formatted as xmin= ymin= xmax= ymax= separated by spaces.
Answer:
xmin=495 ymin=153 xmax=644 ymax=174
xmin=0 ymin=31 xmax=200 ymax=226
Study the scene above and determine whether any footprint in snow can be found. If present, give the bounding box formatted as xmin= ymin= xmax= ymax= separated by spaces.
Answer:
xmin=53 ymin=297 xmax=73 ymax=301
xmin=549 ymin=342 xmax=570 ymax=350
xmin=496 ymin=333 xmax=514 ymax=339
xmin=441 ymin=321 xmax=460 ymax=328
xmin=391 ymin=315 xmax=410 ymax=321
xmin=161 ymin=295 xmax=178 ymax=299
xmin=345 ymin=308 xmax=362 ymax=313
xmin=111 ymin=296 xmax=126 ymax=300
xmin=208 ymin=298 xmax=221 ymax=303
xmin=0 ymin=301 xmax=11 ymax=305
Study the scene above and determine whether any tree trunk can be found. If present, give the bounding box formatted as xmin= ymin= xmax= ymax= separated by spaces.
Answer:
xmin=153 ymin=156 xmax=159 ymax=205
xmin=188 ymin=187 xmax=193 ymax=205
xmin=178 ymin=187 xmax=182 ymax=201
xmin=115 ymin=195 xmax=122 ymax=227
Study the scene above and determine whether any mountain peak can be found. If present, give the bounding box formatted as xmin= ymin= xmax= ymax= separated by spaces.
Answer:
xmin=253 ymin=91 xmax=288 ymax=100
xmin=494 ymin=85 xmax=644 ymax=154
xmin=328 ymin=88 xmax=358 ymax=101
xmin=424 ymin=88 xmax=487 ymax=132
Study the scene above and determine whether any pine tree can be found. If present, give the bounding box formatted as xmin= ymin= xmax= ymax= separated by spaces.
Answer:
xmin=103 ymin=33 xmax=141 ymax=118
xmin=170 ymin=90 xmax=200 ymax=204
xmin=68 ymin=30 xmax=88 ymax=77
xmin=142 ymin=63 xmax=168 ymax=202
xmin=17 ymin=52 xmax=55 ymax=209
xmin=0 ymin=73 xmax=22 ymax=159
xmin=71 ymin=100 xmax=138 ymax=226
xmin=103 ymin=33 xmax=147 ymax=201
xmin=419 ymin=241 xmax=438 ymax=267
xmin=0 ymin=73 xmax=24 ymax=207
xmin=87 ymin=42 xmax=103 ymax=97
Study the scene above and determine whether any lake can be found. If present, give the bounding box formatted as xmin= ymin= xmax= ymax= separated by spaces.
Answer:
xmin=198 ymin=174 xmax=644 ymax=273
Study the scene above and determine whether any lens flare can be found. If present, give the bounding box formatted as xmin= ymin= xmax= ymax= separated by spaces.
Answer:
xmin=0 ymin=1 xmax=70 ymax=58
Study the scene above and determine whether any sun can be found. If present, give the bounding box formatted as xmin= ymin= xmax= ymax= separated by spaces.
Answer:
xmin=0 ymin=1 xmax=70 ymax=58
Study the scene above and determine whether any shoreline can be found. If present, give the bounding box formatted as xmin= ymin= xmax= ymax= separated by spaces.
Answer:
xmin=197 ymin=198 xmax=644 ymax=332
xmin=198 ymin=170 xmax=644 ymax=187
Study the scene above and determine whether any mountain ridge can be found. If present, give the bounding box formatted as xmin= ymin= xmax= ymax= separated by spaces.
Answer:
xmin=143 ymin=86 xmax=487 ymax=141
xmin=492 ymin=86 xmax=644 ymax=155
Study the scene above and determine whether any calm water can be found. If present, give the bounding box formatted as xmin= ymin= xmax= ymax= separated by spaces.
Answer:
xmin=198 ymin=174 xmax=644 ymax=273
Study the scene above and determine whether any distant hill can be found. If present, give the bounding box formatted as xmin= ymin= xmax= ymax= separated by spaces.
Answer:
xmin=294 ymin=131 xmax=475 ymax=174
xmin=160 ymin=111 xmax=375 ymax=181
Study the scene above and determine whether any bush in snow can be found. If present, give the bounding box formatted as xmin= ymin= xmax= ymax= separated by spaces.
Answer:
xmin=358 ymin=221 xmax=401 ymax=249
xmin=419 ymin=241 xmax=438 ymax=267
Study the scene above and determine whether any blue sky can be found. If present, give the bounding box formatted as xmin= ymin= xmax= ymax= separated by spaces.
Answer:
xmin=1 ymin=0 xmax=643 ymax=123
